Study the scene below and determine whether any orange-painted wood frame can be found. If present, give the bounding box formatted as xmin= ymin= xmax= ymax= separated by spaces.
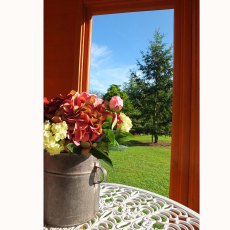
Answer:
xmin=44 ymin=0 xmax=199 ymax=212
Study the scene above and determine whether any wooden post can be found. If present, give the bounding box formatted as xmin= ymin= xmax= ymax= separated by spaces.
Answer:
xmin=170 ymin=0 xmax=199 ymax=212
xmin=44 ymin=0 xmax=91 ymax=98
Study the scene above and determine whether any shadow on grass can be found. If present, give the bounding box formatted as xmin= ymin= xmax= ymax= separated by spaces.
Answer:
xmin=125 ymin=140 xmax=171 ymax=147
xmin=126 ymin=140 xmax=150 ymax=146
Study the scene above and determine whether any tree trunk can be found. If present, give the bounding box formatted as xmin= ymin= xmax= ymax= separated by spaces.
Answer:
xmin=154 ymin=134 xmax=158 ymax=143
xmin=151 ymin=133 xmax=154 ymax=143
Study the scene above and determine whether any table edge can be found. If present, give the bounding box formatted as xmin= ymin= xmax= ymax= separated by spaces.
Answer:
xmin=101 ymin=182 xmax=200 ymax=219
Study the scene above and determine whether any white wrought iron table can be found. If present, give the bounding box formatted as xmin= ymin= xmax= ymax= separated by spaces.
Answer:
xmin=44 ymin=182 xmax=200 ymax=230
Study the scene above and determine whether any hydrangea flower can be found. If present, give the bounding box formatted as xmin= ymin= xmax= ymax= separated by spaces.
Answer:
xmin=43 ymin=121 xmax=68 ymax=155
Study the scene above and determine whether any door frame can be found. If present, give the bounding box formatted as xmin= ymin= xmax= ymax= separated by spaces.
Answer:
xmin=44 ymin=0 xmax=199 ymax=212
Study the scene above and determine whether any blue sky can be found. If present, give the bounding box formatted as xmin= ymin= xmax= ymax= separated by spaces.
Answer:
xmin=90 ymin=9 xmax=174 ymax=93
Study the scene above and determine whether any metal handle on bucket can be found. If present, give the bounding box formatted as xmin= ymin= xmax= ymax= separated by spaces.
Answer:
xmin=94 ymin=165 xmax=107 ymax=184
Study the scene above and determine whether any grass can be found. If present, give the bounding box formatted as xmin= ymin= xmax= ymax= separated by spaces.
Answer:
xmin=130 ymin=135 xmax=171 ymax=143
xmin=101 ymin=135 xmax=171 ymax=197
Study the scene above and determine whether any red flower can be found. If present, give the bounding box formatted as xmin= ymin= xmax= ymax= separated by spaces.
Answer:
xmin=44 ymin=90 xmax=118 ymax=146
xmin=116 ymin=113 xmax=123 ymax=129
xmin=44 ymin=94 xmax=71 ymax=121
xmin=70 ymin=105 xmax=105 ymax=145
xmin=50 ymin=91 xmax=106 ymax=145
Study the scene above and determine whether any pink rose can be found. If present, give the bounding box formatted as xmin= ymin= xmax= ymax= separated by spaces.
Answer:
xmin=109 ymin=96 xmax=123 ymax=112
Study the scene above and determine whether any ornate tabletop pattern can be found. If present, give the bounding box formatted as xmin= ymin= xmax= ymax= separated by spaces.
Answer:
xmin=44 ymin=183 xmax=199 ymax=230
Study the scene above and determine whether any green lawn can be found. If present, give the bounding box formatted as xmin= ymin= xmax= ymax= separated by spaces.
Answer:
xmin=101 ymin=135 xmax=171 ymax=197
xmin=130 ymin=134 xmax=171 ymax=143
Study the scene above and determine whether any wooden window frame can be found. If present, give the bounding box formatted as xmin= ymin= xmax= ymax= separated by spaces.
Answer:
xmin=44 ymin=0 xmax=199 ymax=212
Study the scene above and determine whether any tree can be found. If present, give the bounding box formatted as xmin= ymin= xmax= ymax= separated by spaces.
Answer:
xmin=89 ymin=89 xmax=104 ymax=99
xmin=122 ymin=75 xmax=144 ymax=134
xmin=129 ymin=30 xmax=173 ymax=143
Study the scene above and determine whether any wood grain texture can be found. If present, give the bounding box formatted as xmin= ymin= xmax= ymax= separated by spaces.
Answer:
xmin=84 ymin=0 xmax=174 ymax=15
xmin=44 ymin=0 xmax=84 ymax=98
xmin=170 ymin=0 xmax=193 ymax=206
xmin=81 ymin=14 xmax=92 ymax=92
xmin=170 ymin=0 xmax=199 ymax=213
xmin=188 ymin=0 xmax=199 ymax=212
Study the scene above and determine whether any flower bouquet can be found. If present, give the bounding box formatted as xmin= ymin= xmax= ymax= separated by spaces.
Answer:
xmin=44 ymin=90 xmax=132 ymax=165
xmin=44 ymin=90 xmax=132 ymax=227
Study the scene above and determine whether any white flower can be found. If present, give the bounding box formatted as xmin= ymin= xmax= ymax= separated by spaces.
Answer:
xmin=120 ymin=113 xmax=132 ymax=132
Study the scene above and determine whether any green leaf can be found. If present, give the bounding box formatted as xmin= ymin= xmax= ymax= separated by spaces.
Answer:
xmin=98 ymin=142 xmax=109 ymax=153
xmin=103 ymin=128 xmax=108 ymax=133
xmin=116 ymin=130 xmax=133 ymax=138
xmin=66 ymin=143 xmax=80 ymax=154
xmin=105 ymin=115 xmax=113 ymax=123
xmin=116 ymin=136 xmax=131 ymax=144
xmin=113 ymin=130 xmax=133 ymax=145
xmin=102 ymin=122 xmax=111 ymax=129
xmin=107 ymin=129 xmax=115 ymax=143
xmin=91 ymin=146 xmax=113 ymax=167
xmin=107 ymin=130 xmax=119 ymax=146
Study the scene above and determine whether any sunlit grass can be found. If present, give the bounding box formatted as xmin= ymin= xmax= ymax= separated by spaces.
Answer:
xmin=130 ymin=134 xmax=171 ymax=143
xmin=101 ymin=135 xmax=171 ymax=197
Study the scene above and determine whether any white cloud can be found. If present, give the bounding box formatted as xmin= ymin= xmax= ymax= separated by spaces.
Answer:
xmin=90 ymin=78 xmax=108 ymax=93
xmin=90 ymin=42 xmax=135 ymax=93
xmin=90 ymin=43 xmax=111 ymax=68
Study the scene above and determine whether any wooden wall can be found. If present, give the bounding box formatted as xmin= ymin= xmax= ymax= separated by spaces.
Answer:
xmin=44 ymin=0 xmax=83 ymax=98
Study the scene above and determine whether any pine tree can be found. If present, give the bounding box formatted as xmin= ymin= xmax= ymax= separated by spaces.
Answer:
xmin=130 ymin=30 xmax=173 ymax=143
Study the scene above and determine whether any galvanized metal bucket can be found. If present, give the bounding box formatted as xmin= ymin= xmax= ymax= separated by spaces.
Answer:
xmin=44 ymin=152 xmax=106 ymax=227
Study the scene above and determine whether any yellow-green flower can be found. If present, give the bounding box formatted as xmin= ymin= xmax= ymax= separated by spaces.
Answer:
xmin=43 ymin=120 xmax=68 ymax=155
xmin=45 ymin=141 xmax=65 ymax=155
xmin=44 ymin=120 xmax=51 ymax=131
xmin=120 ymin=113 xmax=132 ymax=132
